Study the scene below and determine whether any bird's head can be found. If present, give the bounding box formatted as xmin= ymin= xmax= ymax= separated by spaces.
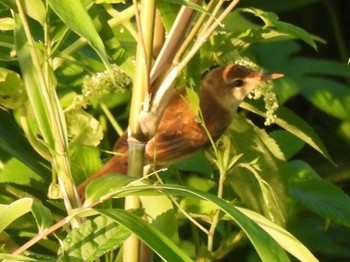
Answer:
xmin=202 ymin=64 xmax=284 ymax=103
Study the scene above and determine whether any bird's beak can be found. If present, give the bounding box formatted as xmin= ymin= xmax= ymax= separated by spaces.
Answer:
xmin=261 ymin=72 xmax=284 ymax=82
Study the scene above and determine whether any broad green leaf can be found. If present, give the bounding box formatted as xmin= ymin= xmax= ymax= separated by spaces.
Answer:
xmin=225 ymin=115 xmax=288 ymax=226
xmin=84 ymin=173 xmax=136 ymax=204
xmin=31 ymin=200 xmax=53 ymax=233
xmin=58 ymin=215 xmax=130 ymax=262
xmin=0 ymin=110 xmax=50 ymax=178
xmin=0 ymin=67 xmax=26 ymax=109
xmin=241 ymin=101 xmax=334 ymax=164
xmin=270 ymin=130 xmax=305 ymax=160
xmin=301 ymin=77 xmax=350 ymax=120
xmin=286 ymin=160 xmax=322 ymax=181
xmin=0 ymin=158 xmax=45 ymax=185
xmin=140 ymin=194 xmax=179 ymax=243
xmin=104 ymin=184 xmax=290 ymax=262
xmin=97 ymin=209 xmax=193 ymax=262
xmin=22 ymin=0 xmax=46 ymax=25
xmin=289 ymin=178 xmax=350 ymax=227
xmin=66 ymin=110 xmax=103 ymax=147
xmin=70 ymin=146 xmax=102 ymax=185
xmin=157 ymin=0 xmax=179 ymax=31
xmin=47 ymin=0 xmax=112 ymax=74
xmin=291 ymin=57 xmax=350 ymax=78
xmin=238 ymin=207 xmax=318 ymax=262
xmin=0 ymin=198 xmax=33 ymax=233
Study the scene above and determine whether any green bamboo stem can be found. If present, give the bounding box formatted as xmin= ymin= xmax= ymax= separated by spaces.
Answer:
xmin=123 ymin=0 xmax=156 ymax=261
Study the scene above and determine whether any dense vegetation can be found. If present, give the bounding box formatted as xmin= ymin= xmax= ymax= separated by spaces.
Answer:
xmin=0 ymin=0 xmax=349 ymax=261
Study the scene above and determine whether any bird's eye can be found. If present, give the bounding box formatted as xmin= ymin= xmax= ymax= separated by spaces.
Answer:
xmin=232 ymin=79 xmax=244 ymax=87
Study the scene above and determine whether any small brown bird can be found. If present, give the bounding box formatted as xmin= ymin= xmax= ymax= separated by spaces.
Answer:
xmin=77 ymin=64 xmax=283 ymax=195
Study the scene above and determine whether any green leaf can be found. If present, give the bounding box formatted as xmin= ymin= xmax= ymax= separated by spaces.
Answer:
xmin=22 ymin=0 xmax=46 ymax=25
xmin=31 ymin=200 xmax=53 ymax=233
xmin=104 ymin=185 xmax=291 ymax=262
xmin=47 ymin=0 xmax=112 ymax=75
xmin=0 ymin=253 xmax=38 ymax=261
xmin=70 ymin=146 xmax=102 ymax=185
xmin=0 ymin=110 xmax=50 ymax=179
xmin=84 ymin=173 xmax=136 ymax=204
xmin=0 ymin=198 xmax=33 ymax=233
xmin=289 ymin=178 xmax=350 ymax=227
xmin=0 ymin=17 xmax=15 ymax=30
xmin=238 ymin=207 xmax=318 ymax=262
xmin=140 ymin=194 xmax=179 ymax=243
xmin=241 ymin=8 xmax=317 ymax=50
xmin=58 ymin=215 xmax=130 ymax=262
xmin=241 ymin=101 xmax=334 ymax=165
xmin=0 ymin=67 xmax=26 ymax=109
xmin=0 ymin=158 xmax=45 ymax=185
xmin=225 ymin=115 xmax=288 ymax=226
xmin=301 ymin=77 xmax=350 ymax=120
xmin=270 ymin=130 xmax=305 ymax=160
xmin=97 ymin=209 xmax=193 ymax=262
xmin=14 ymin=14 xmax=56 ymax=148
xmin=66 ymin=110 xmax=103 ymax=147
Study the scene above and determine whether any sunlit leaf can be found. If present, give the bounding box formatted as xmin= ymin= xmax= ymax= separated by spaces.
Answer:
xmin=104 ymin=184 xmax=290 ymax=261
xmin=97 ymin=209 xmax=193 ymax=262
xmin=0 ymin=198 xmax=33 ymax=233
xmin=66 ymin=110 xmax=103 ymax=147
xmin=58 ymin=215 xmax=130 ymax=262
xmin=241 ymin=101 xmax=334 ymax=165
xmin=47 ymin=0 xmax=112 ymax=74
xmin=0 ymin=67 xmax=26 ymax=109
xmin=238 ymin=207 xmax=318 ymax=262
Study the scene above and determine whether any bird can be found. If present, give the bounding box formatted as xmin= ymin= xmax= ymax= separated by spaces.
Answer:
xmin=77 ymin=64 xmax=283 ymax=196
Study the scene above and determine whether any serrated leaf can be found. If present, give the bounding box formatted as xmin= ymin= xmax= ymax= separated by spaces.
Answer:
xmin=241 ymin=8 xmax=317 ymax=50
xmin=0 ymin=198 xmax=33 ymax=233
xmin=225 ymin=114 xmax=288 ymax=225
xmin=0 ymin=67 xmax=26 ymax=109
xmin=241 ymin=101 xmax=334 ymax=165
xmin=66 ymin=110 xmax=103 ymax=147
xmin=58 ymin=215 xmax=130 ymax=262
xmin=270 ymin=130 xmax=305 ymax=160
xmin=70 ymin=146 xmax=102 ymax=185
xmin=289 ymin=179 xmax=350 ymax=227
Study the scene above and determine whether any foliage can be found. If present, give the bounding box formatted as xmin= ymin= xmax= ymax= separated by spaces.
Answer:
xmin=0 ymin=0 xmax=349 ymax=261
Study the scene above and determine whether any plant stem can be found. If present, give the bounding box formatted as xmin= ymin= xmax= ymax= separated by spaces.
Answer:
xmin=123 ymin=0 xmax=156 ymax=261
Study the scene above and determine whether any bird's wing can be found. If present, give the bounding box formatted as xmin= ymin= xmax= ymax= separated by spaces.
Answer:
xmin=145 ymin=91 xmax=210 ymax=164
